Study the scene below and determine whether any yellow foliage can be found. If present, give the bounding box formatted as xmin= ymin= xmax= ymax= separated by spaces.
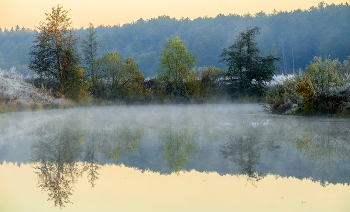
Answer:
xmin=296 ymin=75 xmax=315 ymax=114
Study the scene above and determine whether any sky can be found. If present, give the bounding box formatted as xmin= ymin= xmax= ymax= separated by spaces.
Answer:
xmin=0 ymin=0 xmax=347 ymax=30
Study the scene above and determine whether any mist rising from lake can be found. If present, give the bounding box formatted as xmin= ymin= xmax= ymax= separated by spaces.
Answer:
xmin=1 ymin=104 xmax=350 ymax=210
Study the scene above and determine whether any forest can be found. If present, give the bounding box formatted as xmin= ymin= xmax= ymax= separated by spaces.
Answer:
xmin=0 ymin=2 xmax=350 ymax=116
xmin=0 ymin=2 xmax=349 ymax=76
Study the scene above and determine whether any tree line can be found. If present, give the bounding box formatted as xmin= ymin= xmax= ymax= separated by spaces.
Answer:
xmin=0 ymin=2 xmax=349 ymax=77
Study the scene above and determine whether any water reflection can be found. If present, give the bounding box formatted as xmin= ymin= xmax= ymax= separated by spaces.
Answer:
xmin=291 ymin=120 xmax=350 ymax=171
xmin=220 ymin=118 xmax=281 ymax=184
xmin=100 ymin=120 xmax=144 ymax=160
xmin=160 ymin=124 xmax=198 ymax=174
xmin=1 ymin=105 xmax=350 ymax=208
xmin=31 ymin=119 xmax=83 ymax=208
xmin=29 ymin=112 xmax=145 ymax=207
xmin=82 ymin=145 xmax=101 ymax=188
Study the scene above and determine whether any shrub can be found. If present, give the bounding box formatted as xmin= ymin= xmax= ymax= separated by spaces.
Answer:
xmin=196 ymin=66 xmax=227 ymax=101
xmin=304 ymin=56 xmax=344 ymax=96
xmin=266 ymin=78 xmax=300 ymax=114
xmin=265 ymin=56 xmax=350 ymax=116
xmin=295 ymin=74 xmax=316 ymax=114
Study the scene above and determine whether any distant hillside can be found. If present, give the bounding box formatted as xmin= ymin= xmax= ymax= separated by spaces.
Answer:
xmin=0 ymin=2 xmax=349 ymax=76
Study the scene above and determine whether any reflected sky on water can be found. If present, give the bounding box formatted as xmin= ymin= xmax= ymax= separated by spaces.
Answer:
xmin=1 ymin=104 xmax=350 ymax=211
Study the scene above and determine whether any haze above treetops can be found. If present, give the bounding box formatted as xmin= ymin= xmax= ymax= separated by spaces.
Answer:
xmin=0 ymin=0 xmax=347 ymax=30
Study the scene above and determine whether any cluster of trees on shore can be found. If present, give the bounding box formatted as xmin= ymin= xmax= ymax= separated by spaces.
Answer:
xmin=26 ymin=5 xmax=279 ymax=104
xmin=1 ymin=2 xmax=350 ymax=115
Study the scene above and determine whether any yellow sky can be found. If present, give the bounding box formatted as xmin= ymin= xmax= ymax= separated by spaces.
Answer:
xmin=0 ymin=0 xmax=347 ymax=30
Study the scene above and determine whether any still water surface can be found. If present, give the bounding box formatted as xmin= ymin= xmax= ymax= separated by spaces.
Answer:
xmin=0 ymin=104 xmax=349 ymax=211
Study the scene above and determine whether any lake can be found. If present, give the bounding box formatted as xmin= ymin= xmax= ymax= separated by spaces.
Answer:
xmin=0 ymin=104 xmax=349 ymax=211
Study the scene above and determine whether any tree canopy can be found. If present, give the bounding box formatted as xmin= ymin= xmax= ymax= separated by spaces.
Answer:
xmin=158 ymin=34 xmax=197 ymax=84
xmin=91 ymin=51 xmax=144 ymax=101
xmin=220 ymin=26 xmax=279 ymax=96
xmin=28 ymin=5 xmax=81 ymax=96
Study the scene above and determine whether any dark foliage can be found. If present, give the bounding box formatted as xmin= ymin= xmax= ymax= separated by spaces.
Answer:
xmin=220 ymin=26 xmax=279 ymax=97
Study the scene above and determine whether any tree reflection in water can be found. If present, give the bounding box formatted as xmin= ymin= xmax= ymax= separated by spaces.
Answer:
xmin=293 ymin=121 xmax=350 ymax=171
xmin=160 ymin=127 xmax=198 ymax=174
xmin=155 ymin=110 xmax=199 ymax=175
xmin=220 ymin=119 xmax=281 ymax=185
xmin=101 ymin=120 xmax=144 ymax=160
xmin=23 ymin=106 xmax=350 ymax=207
xmin=82 ymin=145 xmax=101 ymax=188
xmin=31 ymin=120 xmax=82 ymax=208
xmin=30 ymin=115 xmax=144 ymax=208
xmin=221 ymin=135 xmax=264 ymax=183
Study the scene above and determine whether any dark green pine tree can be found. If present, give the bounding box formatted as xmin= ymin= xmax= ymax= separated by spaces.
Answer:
xmin=220 ymin=26 xmax=279 ymax=97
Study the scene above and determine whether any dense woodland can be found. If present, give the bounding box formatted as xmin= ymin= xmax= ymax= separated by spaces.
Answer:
xmin=0 ymin=2 xmax=349 ymax=76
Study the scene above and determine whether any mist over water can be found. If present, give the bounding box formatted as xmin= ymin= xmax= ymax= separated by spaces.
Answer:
xmin=1 ymin=103 xmax=350 ymax=210
xmin=1 ymin=103 xmax=350 ymax=176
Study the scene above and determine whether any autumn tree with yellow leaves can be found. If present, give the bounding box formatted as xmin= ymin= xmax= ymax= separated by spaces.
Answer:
xmin=29 ymin=5 xmax=87 ymax=100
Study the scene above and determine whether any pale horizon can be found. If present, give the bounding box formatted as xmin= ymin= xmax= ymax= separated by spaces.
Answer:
xmin=0 ymin=0 xmax=348 ymax=30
